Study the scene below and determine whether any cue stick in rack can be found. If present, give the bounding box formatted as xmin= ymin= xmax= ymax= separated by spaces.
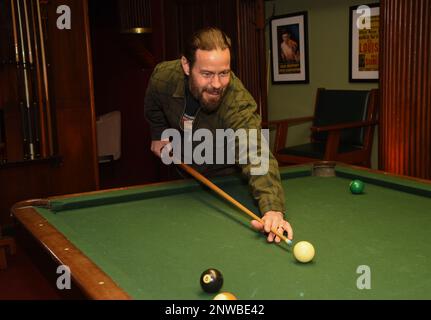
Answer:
xmin=178 ymin=162 xmax=293 ymax=246
xmin=36 ymin=0 xmax=54 ymax=156
xmin=16 ymin=0 xmax=35 ymax=159
xmin=10 ymin=0 xmax=20 ymax=64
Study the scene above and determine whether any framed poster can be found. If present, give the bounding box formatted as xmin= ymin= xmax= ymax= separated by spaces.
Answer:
xmin=270 ymin=11 xmax=309 ymax=84
xmin=349 ymin=3 xmax=380 ymax=82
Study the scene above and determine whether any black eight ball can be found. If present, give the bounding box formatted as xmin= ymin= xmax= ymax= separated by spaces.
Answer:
xmin=200 ymin=268 xmax=223 ymax=293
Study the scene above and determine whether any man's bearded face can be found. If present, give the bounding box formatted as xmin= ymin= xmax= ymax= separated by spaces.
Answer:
xmin=186 ymin=49 xmax=231 ymax=112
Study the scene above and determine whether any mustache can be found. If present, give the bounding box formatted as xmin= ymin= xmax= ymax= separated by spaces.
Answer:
xmin=204 ymin=88 xmax=223 ymax=95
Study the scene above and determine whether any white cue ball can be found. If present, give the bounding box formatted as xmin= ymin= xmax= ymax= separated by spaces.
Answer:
xmin=213 ymin=292 xmax=237 ymax=300
xmin=293 ymin=241 xmax=315 ymax=263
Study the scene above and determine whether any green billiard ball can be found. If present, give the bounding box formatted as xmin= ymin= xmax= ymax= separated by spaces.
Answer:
xmin=350 ymin=179 xmax=365 ymax=194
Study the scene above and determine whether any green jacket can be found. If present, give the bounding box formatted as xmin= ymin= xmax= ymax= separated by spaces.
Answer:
xmin=144 ymin=59 xmax=286 ymax=216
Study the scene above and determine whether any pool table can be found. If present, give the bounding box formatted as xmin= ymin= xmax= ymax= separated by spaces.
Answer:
xmin=11 ymin=162 xmax=431 ymax=300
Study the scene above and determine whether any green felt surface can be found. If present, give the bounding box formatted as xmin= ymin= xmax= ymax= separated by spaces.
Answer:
xmin=35 ymin=165 xmax=431 ymax=299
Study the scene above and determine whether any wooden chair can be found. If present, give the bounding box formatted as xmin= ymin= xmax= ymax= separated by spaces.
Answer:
xmin=265 ymin=88 xmax=379 ymax=167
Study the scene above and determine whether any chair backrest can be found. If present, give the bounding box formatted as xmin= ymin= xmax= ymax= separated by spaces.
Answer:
xmin=312 ymin=89 xmax=372 ymax=146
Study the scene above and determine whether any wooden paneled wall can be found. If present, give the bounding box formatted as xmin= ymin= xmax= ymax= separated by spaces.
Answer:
xmin=380 ymin=0 xmax=431 ymax=178
xmin=236 ymin=0 xmax=268 ymax=123
xmin=0 ymin=0 xmax=98 ymax=226
xmin=46 ymin=0 xmax=99 ymax=194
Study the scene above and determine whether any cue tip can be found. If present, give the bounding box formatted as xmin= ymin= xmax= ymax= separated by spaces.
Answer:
xmin=286 ymin=239 xmax=293 ymax=246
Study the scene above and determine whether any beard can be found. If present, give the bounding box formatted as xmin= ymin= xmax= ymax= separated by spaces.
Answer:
xmin=188 ymin=75 xmax=228 ymax=113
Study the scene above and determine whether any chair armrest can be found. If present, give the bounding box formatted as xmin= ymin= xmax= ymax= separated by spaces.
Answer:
xmin=264 ymin=116 xmax=314 ymax=152
xmin=266 ymin=116 xmax=314 ymax=128
xmin=310 ymin=120 xmax=378 ymax=133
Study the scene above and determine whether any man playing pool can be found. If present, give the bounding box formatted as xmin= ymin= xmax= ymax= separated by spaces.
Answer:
xmin=144 ymin=27 xmax=293 ymax=244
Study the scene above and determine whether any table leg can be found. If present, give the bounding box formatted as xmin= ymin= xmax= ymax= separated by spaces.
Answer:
xmin=0 ymin=247 xmax=6 ymax=269
xmin=0 ymin=237 xmax=17 ymax=269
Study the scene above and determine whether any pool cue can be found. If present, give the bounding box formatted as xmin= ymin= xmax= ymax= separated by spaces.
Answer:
xmin=10 ymin=0 xmax=20 ymax=64
xmin=36 ymin=0 xmax=53 ymax=156
xmin=16 ymin=0 xmax=35 ymax=159
xmin=28 ymin=0 xmax=44 ymax=158
xmin=23 ymin=0 xmax=41 ymax=158
xmin=23 ymin=0 xmax=34 ymax=65
xmin=178 ymin=162 xmax=293 ymax=246
xmin=11 ymin=0 xmax=28 ymax=156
